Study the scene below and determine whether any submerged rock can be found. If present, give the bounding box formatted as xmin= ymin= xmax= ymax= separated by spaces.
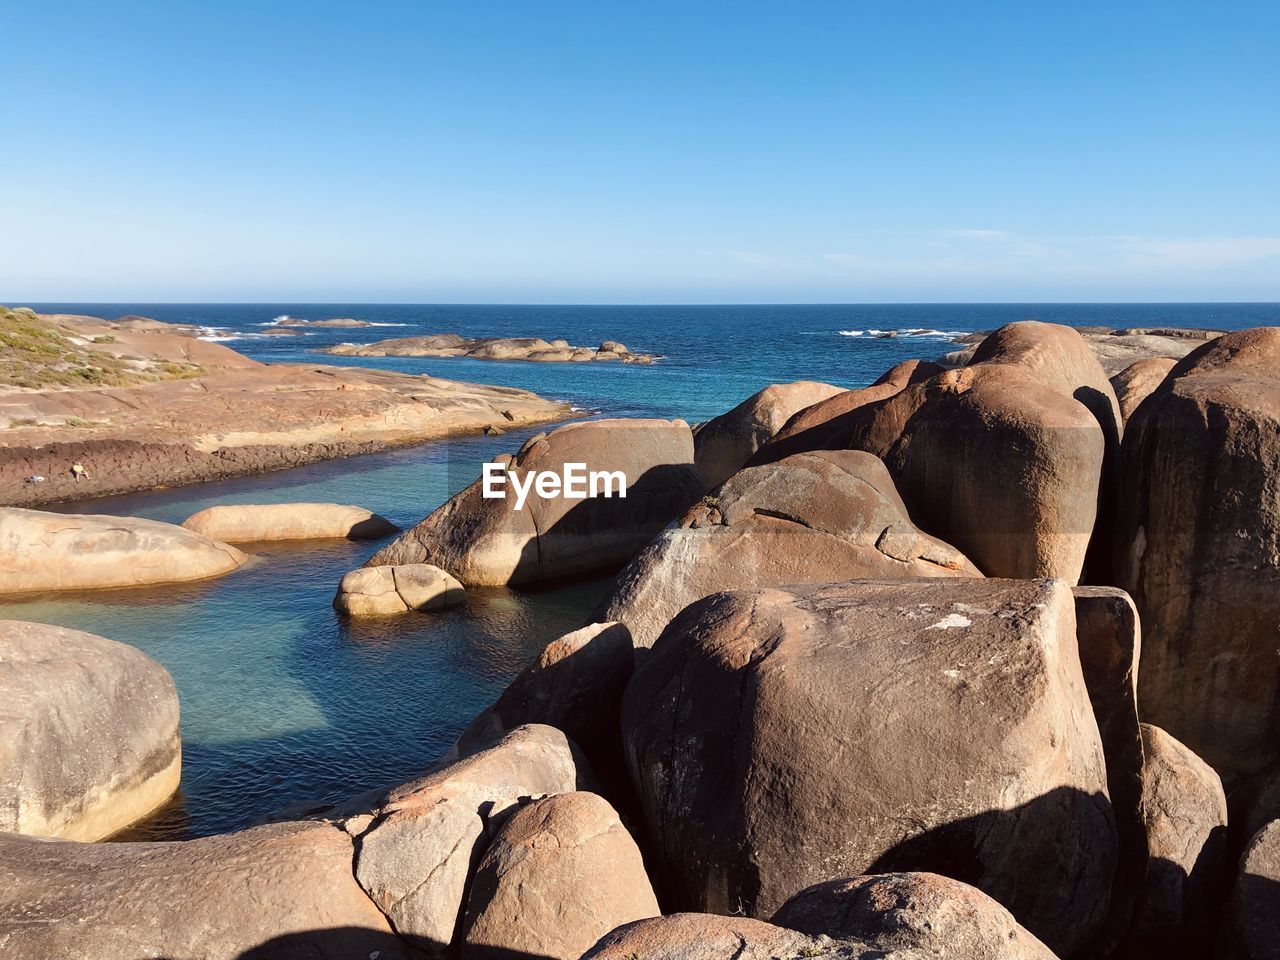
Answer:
xmin=1115 ymin=328 xmax=1280 ymax=775
xmin=597 ymin=450 xmax=980 ymax=647
xmin=0 ymin=620 xmax=181 ymax=841
xmin=183 ymin=502 xmax=398 ymax=542
xmin=460 ymin=792 xmax=659 ymax=960
xmin=0 ymin=507 xmax=246 ymax=594
xmin=370 ymin=418 xmax=704 ymax=585
xmin=693 ymin=380 xmax=843 ymax=488
xmin=620 ymin=578 xmax=1115 ymax=956
xmin=333 ymin=563 xmax=465 ymax=616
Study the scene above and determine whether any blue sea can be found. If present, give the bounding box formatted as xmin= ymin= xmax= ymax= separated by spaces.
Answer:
xmin=6 ymin=302 xmax=1278 ymax=839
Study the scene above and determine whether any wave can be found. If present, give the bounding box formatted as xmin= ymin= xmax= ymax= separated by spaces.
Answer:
xmin=837 ymin=327 xmax=966 ymax=340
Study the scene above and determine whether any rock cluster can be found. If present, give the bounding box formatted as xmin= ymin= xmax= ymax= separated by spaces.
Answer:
xmin=325 ymin=333 xmax=657 ymax=363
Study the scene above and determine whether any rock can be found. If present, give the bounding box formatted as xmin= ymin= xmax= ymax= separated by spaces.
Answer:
xmin=1124 ymin=724 xmax=1229 ymax=954
xmin=277 ymin=316 xmax=372 ymax=327
xmin=599 ymin=340 xmax=629 ymax=353
xmin=0 ymin=507 xmax=246 ymax=594
xmin=597 ymin=450 xmax=980 ymax=647
xmin=1219 ymin=819 xmax=1280 ymax=960
xmin=370 ymin=419 xmax=704 ymax=585
xmin=1115 ymin=328 xmax=1280 ymax=775
xmin=620 ymin=578 xmax=1115 ymax=956
xmin=847 ymin=361 xmax=1105 ymax=583
xmin=1229 ymin=759 xmax=1280 ymax=862
xmin=1111 ymin=356 xmax=1177 ymax=422
xmin=750 ymin=360 xmax=941 ymax=467
xmin=325 ymin=334 xmax=657 ymax=363
xmin=460 ymin=792 xmax=659 ymax=960
xmin=0 ymin=620 xmax=181 ymax=841
xmin=692 ymin=380 xmax=843 ymax=488
xmin=449 ymin=623 xmax=633 ymax=778
xmin=1072 ymin=586 xmax=1147 ymax=953
xmin=333 ymin=563 xmax=465 ymax=617
xmin=0 ymin=821 xmax=411 ymax=960
xmin=347 ymin=724 xmax=590 ymax=953
xmin=772 ymin=872 xmax=1057 ymax=960
xmin=584 ymin=915 xmax=859 ymax=960
xmin=182 ymin=502 xmax=399 ymax=542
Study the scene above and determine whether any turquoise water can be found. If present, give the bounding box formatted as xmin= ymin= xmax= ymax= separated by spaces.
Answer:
xmin=7 ymin=302 xmax=1279 ymax=839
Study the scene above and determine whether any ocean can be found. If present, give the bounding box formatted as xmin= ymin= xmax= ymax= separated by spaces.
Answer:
xmin=6 ymin=301 xmax=1277 ymax=839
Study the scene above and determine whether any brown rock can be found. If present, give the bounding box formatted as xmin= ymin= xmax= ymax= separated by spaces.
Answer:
xmin=1219 ymin=819 xmax=1280 ymax=960
xmin=1115 ymin=328 xmax=1280 ymax=775
xmin=597 ymin=450 xmax=980 ymax=647
xmin=460 ymin=793 xmax=659 ymax=960
xmin=347 ymin=724 xmax=590 ymax=953
xmin=0 ymin=507 xmax=246 ymax=594
xmin=370 ymin=419 xmax=704 ymax=585
xmin=449 ymin=622 xmax=633 ymax=777
xmin=693 ymin=380 xmax=843 ymax=488
xmin=182 ymin=502 xmax=398 ymax=541
xmin=0 ymin=821 xmax=410 ymax=960
xmin=750 ymin=360 xmax=941 ymax=466
xmin=620 ymin=578 xmax=1116 ymax=956
xmin=0 ymin=620 xmax=180 ymax=841
xmin=333 ymin=563 xmax=465 ymax=617
xmin=1111 ymin=356 xmax=1177 ymax=422
xmin=1124 ymin=724 xmax=1229 ymax=955
xmin=584 ymin=914 xmax=860 ymax=960
xmin=772 ymin=872 xmax=1057 ymax=960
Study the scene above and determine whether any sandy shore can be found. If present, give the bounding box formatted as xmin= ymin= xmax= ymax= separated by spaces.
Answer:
xmin=1 ymin=310 xmax=574 ymax=507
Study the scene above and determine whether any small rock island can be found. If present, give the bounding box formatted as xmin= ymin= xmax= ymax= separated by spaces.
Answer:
xmin=323 ymin=334 xmax=657 ymax=363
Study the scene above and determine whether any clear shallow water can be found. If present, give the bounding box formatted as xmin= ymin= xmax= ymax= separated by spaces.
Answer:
xmin=7 ymin=302 xmax=1279 ymax=839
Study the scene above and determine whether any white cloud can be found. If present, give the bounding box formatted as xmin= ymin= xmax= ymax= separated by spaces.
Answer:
xmin=1117 ymin=235 xmax=1280 ymax=267
xmin=947 ymin=229 xmax=1009 ymax=241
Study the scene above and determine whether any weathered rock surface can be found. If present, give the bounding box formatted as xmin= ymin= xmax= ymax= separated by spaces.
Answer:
xmin=692 ymin=380 xmax=843 ymax=488
xmin=370 ymin=419 xmax=704 ymax=585
xmin=347 ymin=724 xmax=590 ymax=953
xmin=1115 ymin=328 xmax=1280 ymax=775
xmin=1124 ymin=724 xmax=1229 ymax=955
xmin=597 ymin=450 xmax=980 ymax=647
xmin=0 ymin=620 xmax=181 ymax=841
xmin=941 ymin=326 xmax=1218 ymax=374
xmin=1111 ymin=356 xmax=1177 ymax=422
xmin=0 ymin=821 xmax=410 ymax=960
xmin=750 ymin=359 xmax=941 ymax=466
xmin=325 ymin=333 xmax=657 ymax=363
xmin=772 ymin=873 xmax=1057 ymax=960
xmin=183 ymin=502 xmax=398 ymax=542
xmin=460 ymin=792 xmax=659 ymax=960
xmin=0 ymin=507 xmax=247 ymax=594
xmin=333 ymin=563 xmax=465 ymax=616
xmin=621 ymin=578 xmax=1115 ymax=956
xmin=450 ymin=622 xmax=633 ymax=773
xmin=1073 ymin=586 xmax=1147 ymax=953
xmin=584 ymin=915 xmax=861 ymax=960
xmin=1219 ymin=819 xmax=1280 ymax=960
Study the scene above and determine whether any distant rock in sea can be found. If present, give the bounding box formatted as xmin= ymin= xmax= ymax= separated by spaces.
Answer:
xmin=323 ymin=334 xmax=658 ymax=364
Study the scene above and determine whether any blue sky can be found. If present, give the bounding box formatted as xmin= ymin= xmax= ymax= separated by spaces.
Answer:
xmin=2 ymin=1 xmax=1277 ymax=303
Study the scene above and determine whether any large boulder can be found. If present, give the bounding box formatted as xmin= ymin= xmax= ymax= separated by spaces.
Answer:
xmin=693 ymin=380 xmax=843 ymax=488
xmin=369 ymin=419 xmax=704 ymax=585
xmin=597 ymin=450 xmax=980 ymax=647
xmin=1219 ymin=819 xmax=1280 ymax=960
xmin=0 ymin=821 xmax=411 ymax=960
xmin=772 ymin=872 xmax=1056 ymax=960
xmin=333 ymin=563 xmax=465 ymax=617
xmin=584 ymin=915 xmax=859 ymax=960
xmin=1115 ymin=328 xmax=1280 ymax=775
xmin=750 ymin=360 xmax=942 ymax=466
xmin=620 ymin=578 xmax=1116 ymax=956
xmin=1111 ymin=356 xmax=1177 ymax=423
xmin=460 ymin=792 xmax=659 ymax=960
xmin=182 ymin=502 xmax=398 ymax=541
xmin=1072 ymin=586 xmax=1147 ymax=953
xmin=0 ymin=507 xmax=247 ymax=594
xmin=449 ymin=622 xmax=633 ymax=778
xmin=345 ymin=724 xmax=590 ymax=954
xmin=0 ymin=620 xmax=181 ymax=841
xmin=1124 ymin=723 xmax=1229 ymax=954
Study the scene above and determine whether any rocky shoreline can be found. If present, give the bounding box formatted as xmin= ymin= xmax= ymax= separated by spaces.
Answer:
xmin=0 ymin=309 xmax=574 ymax=507
xmin=323 ymin=333 xmax=657 ymax=364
